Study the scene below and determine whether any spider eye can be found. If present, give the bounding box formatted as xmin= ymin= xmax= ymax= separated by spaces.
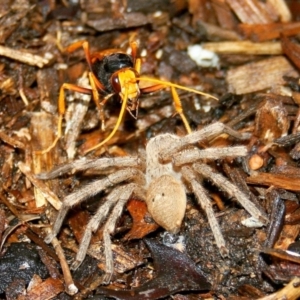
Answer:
xmin=111 ymin=73 xmax=121 ymax=93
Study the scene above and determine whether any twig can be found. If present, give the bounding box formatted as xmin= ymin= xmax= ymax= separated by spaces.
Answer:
xmin=50 ymin=233 xmax=78 ymax=295
xmin=0 ymin=45 xmax=53 ymax=68
xmin=18 ymin=162 xmax=62 ymax=210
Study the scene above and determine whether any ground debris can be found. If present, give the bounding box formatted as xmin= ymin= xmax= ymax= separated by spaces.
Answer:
xmin=96 ymin=239 xmax=211 ymax=300
xmin=0 ymin=0 xmax=300 ymax=299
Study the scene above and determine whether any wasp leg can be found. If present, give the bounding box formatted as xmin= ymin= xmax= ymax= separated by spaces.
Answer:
xmin=138 ymin=76 xmax=218 ymax=100
xmin=63 ymin=40 xmax=93 ymax=72
xmin=171 ymin=86 xmax=192 ymax=133
xmin=66 ymin=41 xmax=110 ymax=130
xmin=134 ymin=57 xmax=141 ymax=74
xmin=138 ymin=76 xmax=219 ymax=133
xmin=88 ymin=72 xmax=110 ymax=131
xmin=129 ymin=39 xmax=139 ymax=64
xmin=38 ymin=83 xmax=92 ymax=154
xmin=84 ymin=88 xmax=129 ymax=154
xmin=140 ymin=82 xmax=192 ymax=134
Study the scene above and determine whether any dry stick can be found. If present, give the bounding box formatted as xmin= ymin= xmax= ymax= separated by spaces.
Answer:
xmin=202 ymin=41 xmax=282 ymax=55
xmin=0 ymin=130 xmax=25 ymax=149
xmin=0 ymin=45 xmax=52 ymax=68
xmin=258 ymin=277 xmax=300 ymax=300
xmin=50 ymin=234 xmax=78 ymax=295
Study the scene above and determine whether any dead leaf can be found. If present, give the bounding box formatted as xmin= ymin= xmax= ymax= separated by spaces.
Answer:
xmin=97 ymin=239 xmax=211 ymax=299
xmin=124 ymin=199 xmax=159 ymax=240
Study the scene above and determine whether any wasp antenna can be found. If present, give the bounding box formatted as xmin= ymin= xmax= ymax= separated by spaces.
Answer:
xmin=137 ymin=77 xmax=219 ymax=101
xmin=84 ymin=88 xmax=129 ymax=154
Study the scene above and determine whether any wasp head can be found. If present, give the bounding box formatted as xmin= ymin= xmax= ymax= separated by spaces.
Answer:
xmin=111 ymin=68 xmax=140 ymax=116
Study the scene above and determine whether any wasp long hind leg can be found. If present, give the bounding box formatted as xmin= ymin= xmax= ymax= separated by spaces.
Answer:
xmin=138 ymin=77 xmax=218 ymax=134
xmin=37 ymin=83 xmax=93 ymax=154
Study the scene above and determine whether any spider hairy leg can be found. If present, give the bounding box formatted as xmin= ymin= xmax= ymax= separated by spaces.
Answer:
xmin=44 ymin=168 xmax=144 ymax=244
xmin=71 ymin=183 xmax=145 ymax=284
xmin=102 ymin=183 xmax=143 ymax=284
xmin=172 ymin=146 xmax=248 ymax=166
xmin=161 ymin=122 xmax=246 ymax=160
xmin=193 ymin=162 xmax=268 ymax=224
xmin=37 ymin=156 xmax=141 ymax=180
xmin=181 ymin=166 xmax=228 ymax=257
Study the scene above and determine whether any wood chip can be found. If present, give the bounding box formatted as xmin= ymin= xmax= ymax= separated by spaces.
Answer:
xmin=25 ymin=277 xmax=64 ymax=300
xmin=267 ymin=0 xmax=292 ymax=22
xmin=247 ymin=171 xmax=300 ymax=192
xmin=281 ymin=34 xmax=300 ymax=71
xmin=0 ymin=45 xmax=52 ymax=68
xmin=202 ymin=41 xmax=282 ymax=55
xmin=226 ymin=0 xmax=272 ymax=24
xmin=18 ymin=162 xmax=62 ymax=210
xmin=211 ymin=0 xmax=238 ymax=30
xmin=226 ymin=56 xmax=298 ymax=95
xmin=239 ymin=22 xmax=300 ymax=42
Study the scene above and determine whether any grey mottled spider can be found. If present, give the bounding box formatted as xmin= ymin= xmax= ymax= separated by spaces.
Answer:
xmin=38 ymin=122 xmax=268 ymax=284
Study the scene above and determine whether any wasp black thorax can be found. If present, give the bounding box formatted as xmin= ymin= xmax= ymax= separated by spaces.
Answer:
xmin=92 ymin=53 xmax=135 ymax=94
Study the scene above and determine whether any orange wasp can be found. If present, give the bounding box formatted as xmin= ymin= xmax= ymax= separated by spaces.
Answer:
xmin=43 ymin=39 xmax=218 ymax=154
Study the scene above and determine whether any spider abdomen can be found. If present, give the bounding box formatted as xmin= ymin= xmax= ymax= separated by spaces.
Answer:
xmin=146 ymin=174 xmax=186 ymax=234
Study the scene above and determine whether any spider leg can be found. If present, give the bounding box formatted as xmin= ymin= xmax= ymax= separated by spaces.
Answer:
xmin=181 ymin=166 xmax=228 ymax=257
xmin=37 ymin=156 xmax=141 ymax=180
xmin=70 ymin=183 xmax=134 ymax=271
xmin=102 ymin=183 xmax=143 ymax=284
xmin=161 ymin=122 xmax=246 ymax=160
xmin=193 ymin=162 xmax=268 ymax=224
xmin=44 ymin=168 xmax=144 ymax=243
xmin=172 ymin=146 xmax=248 ymax=166
xmin=71 ymin=183 xmax=145 ymax=270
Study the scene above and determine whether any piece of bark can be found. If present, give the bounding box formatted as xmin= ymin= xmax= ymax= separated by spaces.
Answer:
xmin=87 ymin=13 xmax=149 ymax=32
xmin=226 ymin=0 xmax=273 ymax=24
xmin=197 ymin=21 xmax=241 ymax=41
xmin=275 ymin=224 xmax=300 ymax=251
xmin=211 ymin=0 xmax=238 ymax=30
xmin=97 ymin=239 xmax=211 ymax=299
xmin=247 ymin=171 xmax=300 ymax=192
xmin=266 ymin=0 xmax=292 ymax=22
xmin=281 ymin=35 xmax=300 ymax=71
xmin=202 ymin=41 xmax=282 ymax=55
xmin=254 ymin=98 xmax=289 ymax=143
xmin=189 ymin=0 xmax=215 ymax=24
xmin=0 ymin=45 xmax=52 ymax=68
xmin=226 ymin=56 xmax=298 ymax=95
xmin=23 ymin=277 xmax=64 ymax=300
xmin=239 ymin=22 xmax=300 ymax=42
